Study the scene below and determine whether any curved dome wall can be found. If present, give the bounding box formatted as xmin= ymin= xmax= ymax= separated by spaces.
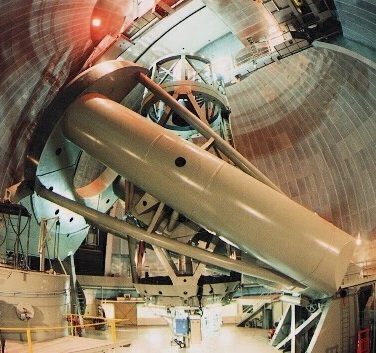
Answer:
xmin=228 ymin=45 xmax=376 ymax=240
xmin=0 ymin=0 xmax=97 ymax=194
xmin=335 ymin=0 xmax=376 ymax=51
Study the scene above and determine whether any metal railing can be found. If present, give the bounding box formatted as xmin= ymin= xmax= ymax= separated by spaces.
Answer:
xmin=1 ymin=314 xmax=128 ymax=353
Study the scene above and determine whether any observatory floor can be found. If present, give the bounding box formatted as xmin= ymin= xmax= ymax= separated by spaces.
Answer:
xmin=4 ymin=335 xmax=131 ymax=353
xmin=87 ymin=324 xmax=279 ymax=353
xmin=5 ymin=325 xmax=278 ymax=353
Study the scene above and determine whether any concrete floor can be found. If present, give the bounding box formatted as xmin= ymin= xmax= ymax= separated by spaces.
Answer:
xmin=86 ymin=324 xmax=280 ymax=353
xmin=5 ymin=335 xmax=131 ymax=353
xmin=4 ymin=324 xmax=280 ymax=353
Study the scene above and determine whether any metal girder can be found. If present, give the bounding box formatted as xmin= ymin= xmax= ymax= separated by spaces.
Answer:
xmin=139 ymin=72 xmax=283 ymax=193
xmin=36 ymin=184 xmax=298 ymax=289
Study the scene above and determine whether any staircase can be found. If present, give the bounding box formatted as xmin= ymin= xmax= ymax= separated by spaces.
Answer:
xmin=238 ymin=295 xmax=277 ymax=328
xmin=341 ymin=295 xmax=351 ymax=353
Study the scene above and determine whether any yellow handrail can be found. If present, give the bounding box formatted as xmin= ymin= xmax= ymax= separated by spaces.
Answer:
xmin=1 ymin=314 xmax=129 ymax=353
xmin=26 ymin=328 xmax=33 ymax=353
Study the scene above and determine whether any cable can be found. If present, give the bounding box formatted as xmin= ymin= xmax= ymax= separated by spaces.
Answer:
xmin=0 ymin=213 xmax=8 ymax=247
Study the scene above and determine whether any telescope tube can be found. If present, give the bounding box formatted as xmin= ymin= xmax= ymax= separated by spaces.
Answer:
xmin=63 ymin=93 xmax=355 ymax=296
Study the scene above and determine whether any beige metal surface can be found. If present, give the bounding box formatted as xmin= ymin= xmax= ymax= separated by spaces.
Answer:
xmin=36 ymin=185 xmax=296 ymax=288
xmin=61 ymin=93 xmax=354 ymax=297
xmin=138 ymin=72 xmax=283 ymax=193
xmin=0 ymin=268 xmax=69 ymax=341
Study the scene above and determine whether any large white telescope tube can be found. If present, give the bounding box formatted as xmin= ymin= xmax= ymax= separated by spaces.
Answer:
xmin=63 ymin=93 xmax=355 ymax=297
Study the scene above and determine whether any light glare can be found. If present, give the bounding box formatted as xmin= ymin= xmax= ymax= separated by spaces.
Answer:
xmin=92 ymin=18 xmax=102 ymax=27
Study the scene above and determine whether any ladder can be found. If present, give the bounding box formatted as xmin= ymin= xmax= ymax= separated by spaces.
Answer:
xmin=341 ymin=296 xmax=351 ymax=353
